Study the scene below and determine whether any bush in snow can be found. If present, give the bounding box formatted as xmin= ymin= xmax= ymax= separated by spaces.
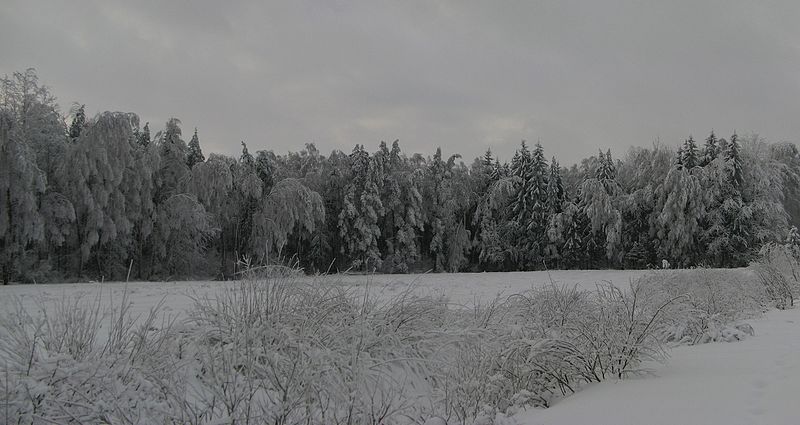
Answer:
xmin=0 ymin=287 xmax=180 ymax=424
xmin=639 ymin=269 xmax=765 ymax=344
xmin=650 ymin=270 xmax=760 ymax=343
xmin=0 ymin=267 xmax=772 ymax=424
xmin=755 ymin=242 xmax=800 ymax=309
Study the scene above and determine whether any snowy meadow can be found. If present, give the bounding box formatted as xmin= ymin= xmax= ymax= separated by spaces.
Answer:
xmin=2 ymin=266 xmax=795 ymax=424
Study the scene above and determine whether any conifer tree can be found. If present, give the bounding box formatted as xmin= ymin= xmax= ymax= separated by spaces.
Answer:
xmin=389 ymin=168 xmax=425 ymax=272
xmin=726 ymin=132 xmax=743 ymax=189
xmin=338 ymin=144 xmax=384 ymax=270
xmin=186 ymin=128 xmax=205 ymax=169
xmin=546 ymin=157 xmax=564 ymax=214
xmin=559 ymin=202 xmax=586 ymax=268
xmin=490 ymin=158 xmax=505 ymax=181
xmin=68 ymin=104 xmax=86 ymax=140
xmin=510 ymin=140 xmax=530 ymax=179
xmin=427 ymin=147 xmax=470 ymax=272
xmin=718 ymin=137 xmax=729 ymax=156
xmin=529 ymin=143 xmax=550 ymax=226
xmin=702 ymin=130 xmax=718 ymax=166
xmin=139 ymin=122 xmax=151 ymax=147
xmin=154 ymin=118 xmax=191 ymax=203
xmin=482 ymin=148 xmax=494 ymax=168
xmin=681 ymin=136 xmax=700 ymax=169
xmin=543 ymin=158 xmax=567 ymax=267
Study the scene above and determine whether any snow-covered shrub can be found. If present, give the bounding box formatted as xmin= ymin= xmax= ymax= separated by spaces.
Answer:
xmin=510 ymin=279 xmax=679 ymax=382
xmin=755 ymin=242 xmax=800 ymax=309
xmin=0 ymin=287 xmax=181 ymax=424
xmin=0 ymin=267 xmax=769 ymax=423
xmin=186 ymin=274 xmax=453 ymax=424
xmin=641 ymin=269 xmax=766 ymax=344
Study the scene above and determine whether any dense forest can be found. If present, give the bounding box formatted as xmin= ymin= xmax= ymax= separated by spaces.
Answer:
xmin=2 ymin=69 xmax=799 ymax=283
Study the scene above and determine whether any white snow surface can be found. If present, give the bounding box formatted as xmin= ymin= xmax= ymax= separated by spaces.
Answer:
xmin=2 ymin=269 xmax=797 ymax=425
xmin=0 ymin=269 xmax=654 ymax=320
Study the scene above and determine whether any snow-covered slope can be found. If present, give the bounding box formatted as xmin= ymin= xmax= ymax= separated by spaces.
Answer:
xmin=518 ymin=306 xmax=800 ymax=425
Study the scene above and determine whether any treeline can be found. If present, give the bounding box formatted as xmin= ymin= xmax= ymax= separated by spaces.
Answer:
xmin=2 ymin=69 xmax=799 ymax=283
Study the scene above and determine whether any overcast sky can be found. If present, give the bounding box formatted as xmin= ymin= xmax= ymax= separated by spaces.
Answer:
xmin=2 ymin=1 xmax=799 ymax=165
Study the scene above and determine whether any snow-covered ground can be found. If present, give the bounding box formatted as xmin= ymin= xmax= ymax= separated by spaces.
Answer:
xmin=2 ymin=268 xmax=795 ymax=424
xmin=518 ymin=306 xmax=800 ymax=425
xmin=0 ymin=269 xmax=655 ymax=320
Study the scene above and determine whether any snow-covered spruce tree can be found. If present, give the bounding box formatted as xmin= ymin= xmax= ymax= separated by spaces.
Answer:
xmin=338 ymin=144 xmax=384 ymax=271
xmin=373 ymin=141 xmax=397 ymax=264
xmin=378 ymin=141 xmax=426 ymax=273
xmin=139 ymin=122 xmax=151 ymax=147
xmin=546 ymin=157 xmax=565 ymax=214
xmin=482 ymin=147 xmax=494 ymax=170
xmin=702 ymin=130 xmax=718 ymax=166
xmin=427 ymin=147 xmax=471 ymax=272
xmin=725 ymin=132 xmax=744 ymax=190
xmin=68 ymin=103 xmax=86 ymax=140
xmin=700 ymin=134 xmax=785 ymax=266
xmin=508 ymin=141 xmax=550 ymax=268
xmin=543 ymin=157 xmax=566 ymax=264
xmin=491 ymin=157 xmax=506 ymax=181
xmin=681 ymin=135 xmax=700 ymax=169
xmin=510 ymin=140 xmax=532 ymax=225
xmin=186 ymin=127 xmax=205 ymax=169
xmin=388 ymin=167 xmax=425 ymax=273
xmin=154 ymin=118 xmax=191 ymax=203
xmin=556 ymin=201 xmax=587 ymax=268
xmin=529 ymin=143 xmax=550 ymax=228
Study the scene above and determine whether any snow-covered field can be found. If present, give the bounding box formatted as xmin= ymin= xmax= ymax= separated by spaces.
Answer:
xmin=0 ymin=269 xmax=654 ymax=319
xmin=1 ymin=268 xmax=796 ymax=424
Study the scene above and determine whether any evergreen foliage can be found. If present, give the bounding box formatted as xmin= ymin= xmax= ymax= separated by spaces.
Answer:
xmin=68 ymin=104 xmax=86 ymax=140
xmin=186 ymin=127 xmax=205 ymax=168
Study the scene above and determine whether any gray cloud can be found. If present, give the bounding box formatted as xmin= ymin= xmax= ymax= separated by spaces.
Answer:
xmin=2 ymin=0 xmax=799 ymax=165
